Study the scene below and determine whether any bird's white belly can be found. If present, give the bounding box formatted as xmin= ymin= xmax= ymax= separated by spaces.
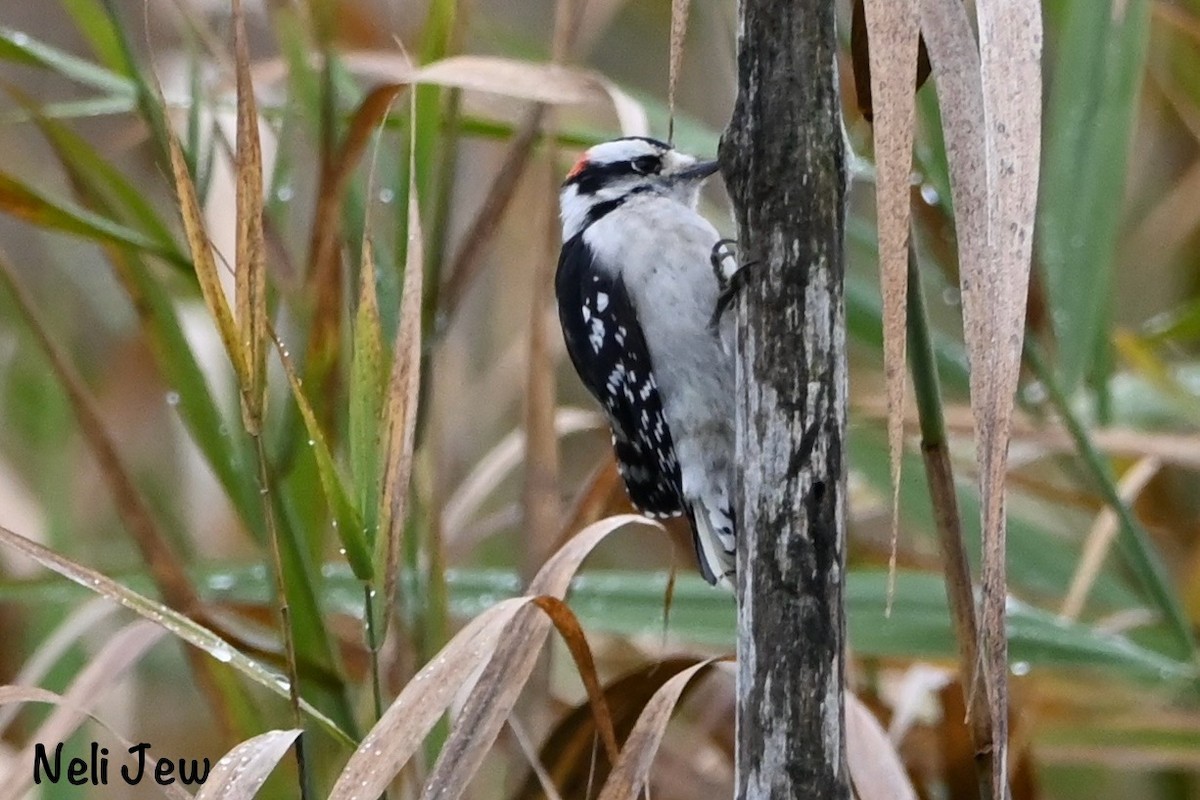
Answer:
xmin=584 ymin=197 xmax=735 ymax=502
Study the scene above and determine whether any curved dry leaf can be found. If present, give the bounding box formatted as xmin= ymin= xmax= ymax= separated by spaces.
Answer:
xmin=339 ymin=50 xmax=415 ymax=84
xmin=0 ymin=686 xmax=193 ymax=800
xmin=328 ymin=597 xmax=531 ymax=799
xmin=847 ymin=692 xmax=919 ymax=800
xmin=194 ymin=729 xmax=302 ymax=800
xmin=421 ymin=515 xmax=661 ymax=800
xmin=593 ymin=77 xmax=650 ymax=137
xmin=443 ymin=408 xmax=603 ymax=537
xmin=0 ymin=524 xmax=353 ymax=747
xmin=415 ymin=56 xmax=602 ymax=105
xmin=595 ymin=660 xmax=718 ymax=800
xmin=530 ymin=596 xmax=619 ymax=762
xmin=508 ymin=717 xmax=564 ymax=800
xmin=862 ymin=0 xmax=920 ymax=605
xmin=0 ymin=620 xmax=166 ymax=800
xmin=1061 ymin=456 xmax=1162 ymax=621
xmin=0 ymin=597 xmax=116 ymax=737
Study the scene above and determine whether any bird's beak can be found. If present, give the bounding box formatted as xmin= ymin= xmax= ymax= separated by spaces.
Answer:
xmin=673 ymin=159 xmax=720 ymax=182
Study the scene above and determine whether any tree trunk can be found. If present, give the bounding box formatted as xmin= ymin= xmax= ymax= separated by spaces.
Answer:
xmin=719 ymin=0 xmax=849 ymax=797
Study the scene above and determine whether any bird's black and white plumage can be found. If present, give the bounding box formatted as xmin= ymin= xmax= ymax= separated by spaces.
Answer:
xmin=555 ymin=136 xmax=736 ymax=588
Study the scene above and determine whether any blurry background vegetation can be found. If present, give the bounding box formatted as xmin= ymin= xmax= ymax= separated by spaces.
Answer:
xmin=0 ymin=0 xmax=1200 ymax=797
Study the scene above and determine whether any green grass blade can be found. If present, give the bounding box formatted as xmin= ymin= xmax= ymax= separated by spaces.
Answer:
xmin=10 ymin=88 xmax=185 ymax=264
xmin=1026 ymin=342 xmax=1197 ymax=660
xmin=59 ymin=0 xmax=128 ymax=74
xmin=0 ymin=172 xmax=185 ymax=266
xmin=0 ymin=25 xmax=132 ymax=94
xmin=1037 ymin=0 xmax=1150 ymax=394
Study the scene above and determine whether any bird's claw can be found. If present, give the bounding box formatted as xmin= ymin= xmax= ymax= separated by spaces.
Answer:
xmin=708 ymin=239 xmax=758 ymax=330
xmin=710 ymin=238 xmax=740 ymax=291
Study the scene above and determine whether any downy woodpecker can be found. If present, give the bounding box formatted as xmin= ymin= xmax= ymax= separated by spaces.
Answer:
xmin=556 ymin=136 xmax=735 ymax=588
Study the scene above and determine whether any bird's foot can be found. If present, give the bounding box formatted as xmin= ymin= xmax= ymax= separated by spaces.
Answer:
xmin=708 ymin=239 xmax=759 ymax=330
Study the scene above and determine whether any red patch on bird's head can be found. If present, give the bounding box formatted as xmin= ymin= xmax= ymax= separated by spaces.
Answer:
xmin=566 ymin=153 xmax=589 ymax=181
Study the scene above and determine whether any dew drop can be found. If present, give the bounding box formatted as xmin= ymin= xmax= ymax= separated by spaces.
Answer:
xmin=275 ymin=185 xmax=295 ymax=203
xmin=165 ymin=391 xmax=181 ymax=406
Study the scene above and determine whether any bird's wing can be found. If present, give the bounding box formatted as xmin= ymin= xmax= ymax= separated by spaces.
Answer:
xmin=556 ymin=235 xmax=684 ymax=517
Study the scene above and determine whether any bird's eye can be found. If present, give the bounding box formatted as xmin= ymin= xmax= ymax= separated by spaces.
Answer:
xmin=631 ymin=155 xmax=661 ymax=175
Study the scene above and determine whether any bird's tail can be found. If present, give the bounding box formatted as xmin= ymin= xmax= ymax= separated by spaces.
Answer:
xmin=687 ymin=500 xmax=736 ymax=590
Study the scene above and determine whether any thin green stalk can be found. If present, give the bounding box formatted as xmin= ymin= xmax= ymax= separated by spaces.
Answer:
xmin=425 ymin=88 xmax=463 ymax=323
xmin=907 ymin=236 xmax=994 ymax=799
xmin=364 ymin=583 xmax=385 ymax=721
xmin=253 ymin=434 xmax=310 ymax=799
xmin=363 ymin=582 xmax=389 ymax=800
xmin=1025 ymin=341 xmax=1197 ymax=661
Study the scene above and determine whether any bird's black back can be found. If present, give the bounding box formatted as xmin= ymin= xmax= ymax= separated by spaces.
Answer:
xmin=555 ymin=233 xmax=685 ymax=517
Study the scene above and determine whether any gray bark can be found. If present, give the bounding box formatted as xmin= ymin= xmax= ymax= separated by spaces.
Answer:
xmin=719 ymin=0 xmax=849 ymax=797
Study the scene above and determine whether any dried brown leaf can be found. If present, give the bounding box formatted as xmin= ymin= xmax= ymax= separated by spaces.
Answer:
xmin=332 ymin=517 xmax=645 ymax=800
xmin=0 ymin=254 xmax=202 ymax=616
xmin=529 ymin=596 xmax=619 ymax=762
xmin=165 ymin=98 xmax=247 ymax=389
xmin=421 ymin=515 xmax=661 ymax=800
xmin=327 ymin=598 xmax=529 ymax=800
xmin=972 ymin=2 xmax=1042 ymax=793
xmin=668 ymin=0 xmax=692 ymax=142
xmin=0 ymin=598 xmax=116 ymax=736
xmin=306 ymin=82 xmax=407 ymax=412
xmin=1061 ymin=456 xmax=1162 ymax=620
xmin=379 ymin=139 xmax=426 ymax=628
xmin=915 ymin=0 xmax=994 ymax=787
xmin=441 ymin=105 xmax=547 ymax=319
xmin=513 ymin=658 xmax=707 ymax=800
xmin=920 ymin=0 xmax=1042 ymax=793
xmin=232 ymin=0 xmax=268 ymax=434
xmin=0 ymin=620 xmax=167 ymax=800
xmin=846 ymin=692 xmax=919 ymax=800
xmin=862 ymin=0 xmax=920 ymax=609
xmin=0 ymin=686 xmax=193 ymax=800
xmin=0 ymin=524 xmax=353 ymax=747
xmin=309 ymin=82 xmax=406 ymax=294
xmin=595 ymin=660 xmax=718 ymax=800
xmin=522 ymin=161 xmax=564 ymax=578
xmin=194 ymin=729 xmax=302 ymax=800
xmin=443 ymin=409 xmax=602 ymax=538
xmin=508 ymin=718 xmax=565 ymax=800
xmin=415 ymin=56 xmax=604 ymax=105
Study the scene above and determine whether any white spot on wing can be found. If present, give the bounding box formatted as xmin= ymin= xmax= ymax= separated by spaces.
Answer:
xmin=596 ymin=292 xmax=609 ymax=312
xmin=589 ymin=317 xmax=605 ymax=352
